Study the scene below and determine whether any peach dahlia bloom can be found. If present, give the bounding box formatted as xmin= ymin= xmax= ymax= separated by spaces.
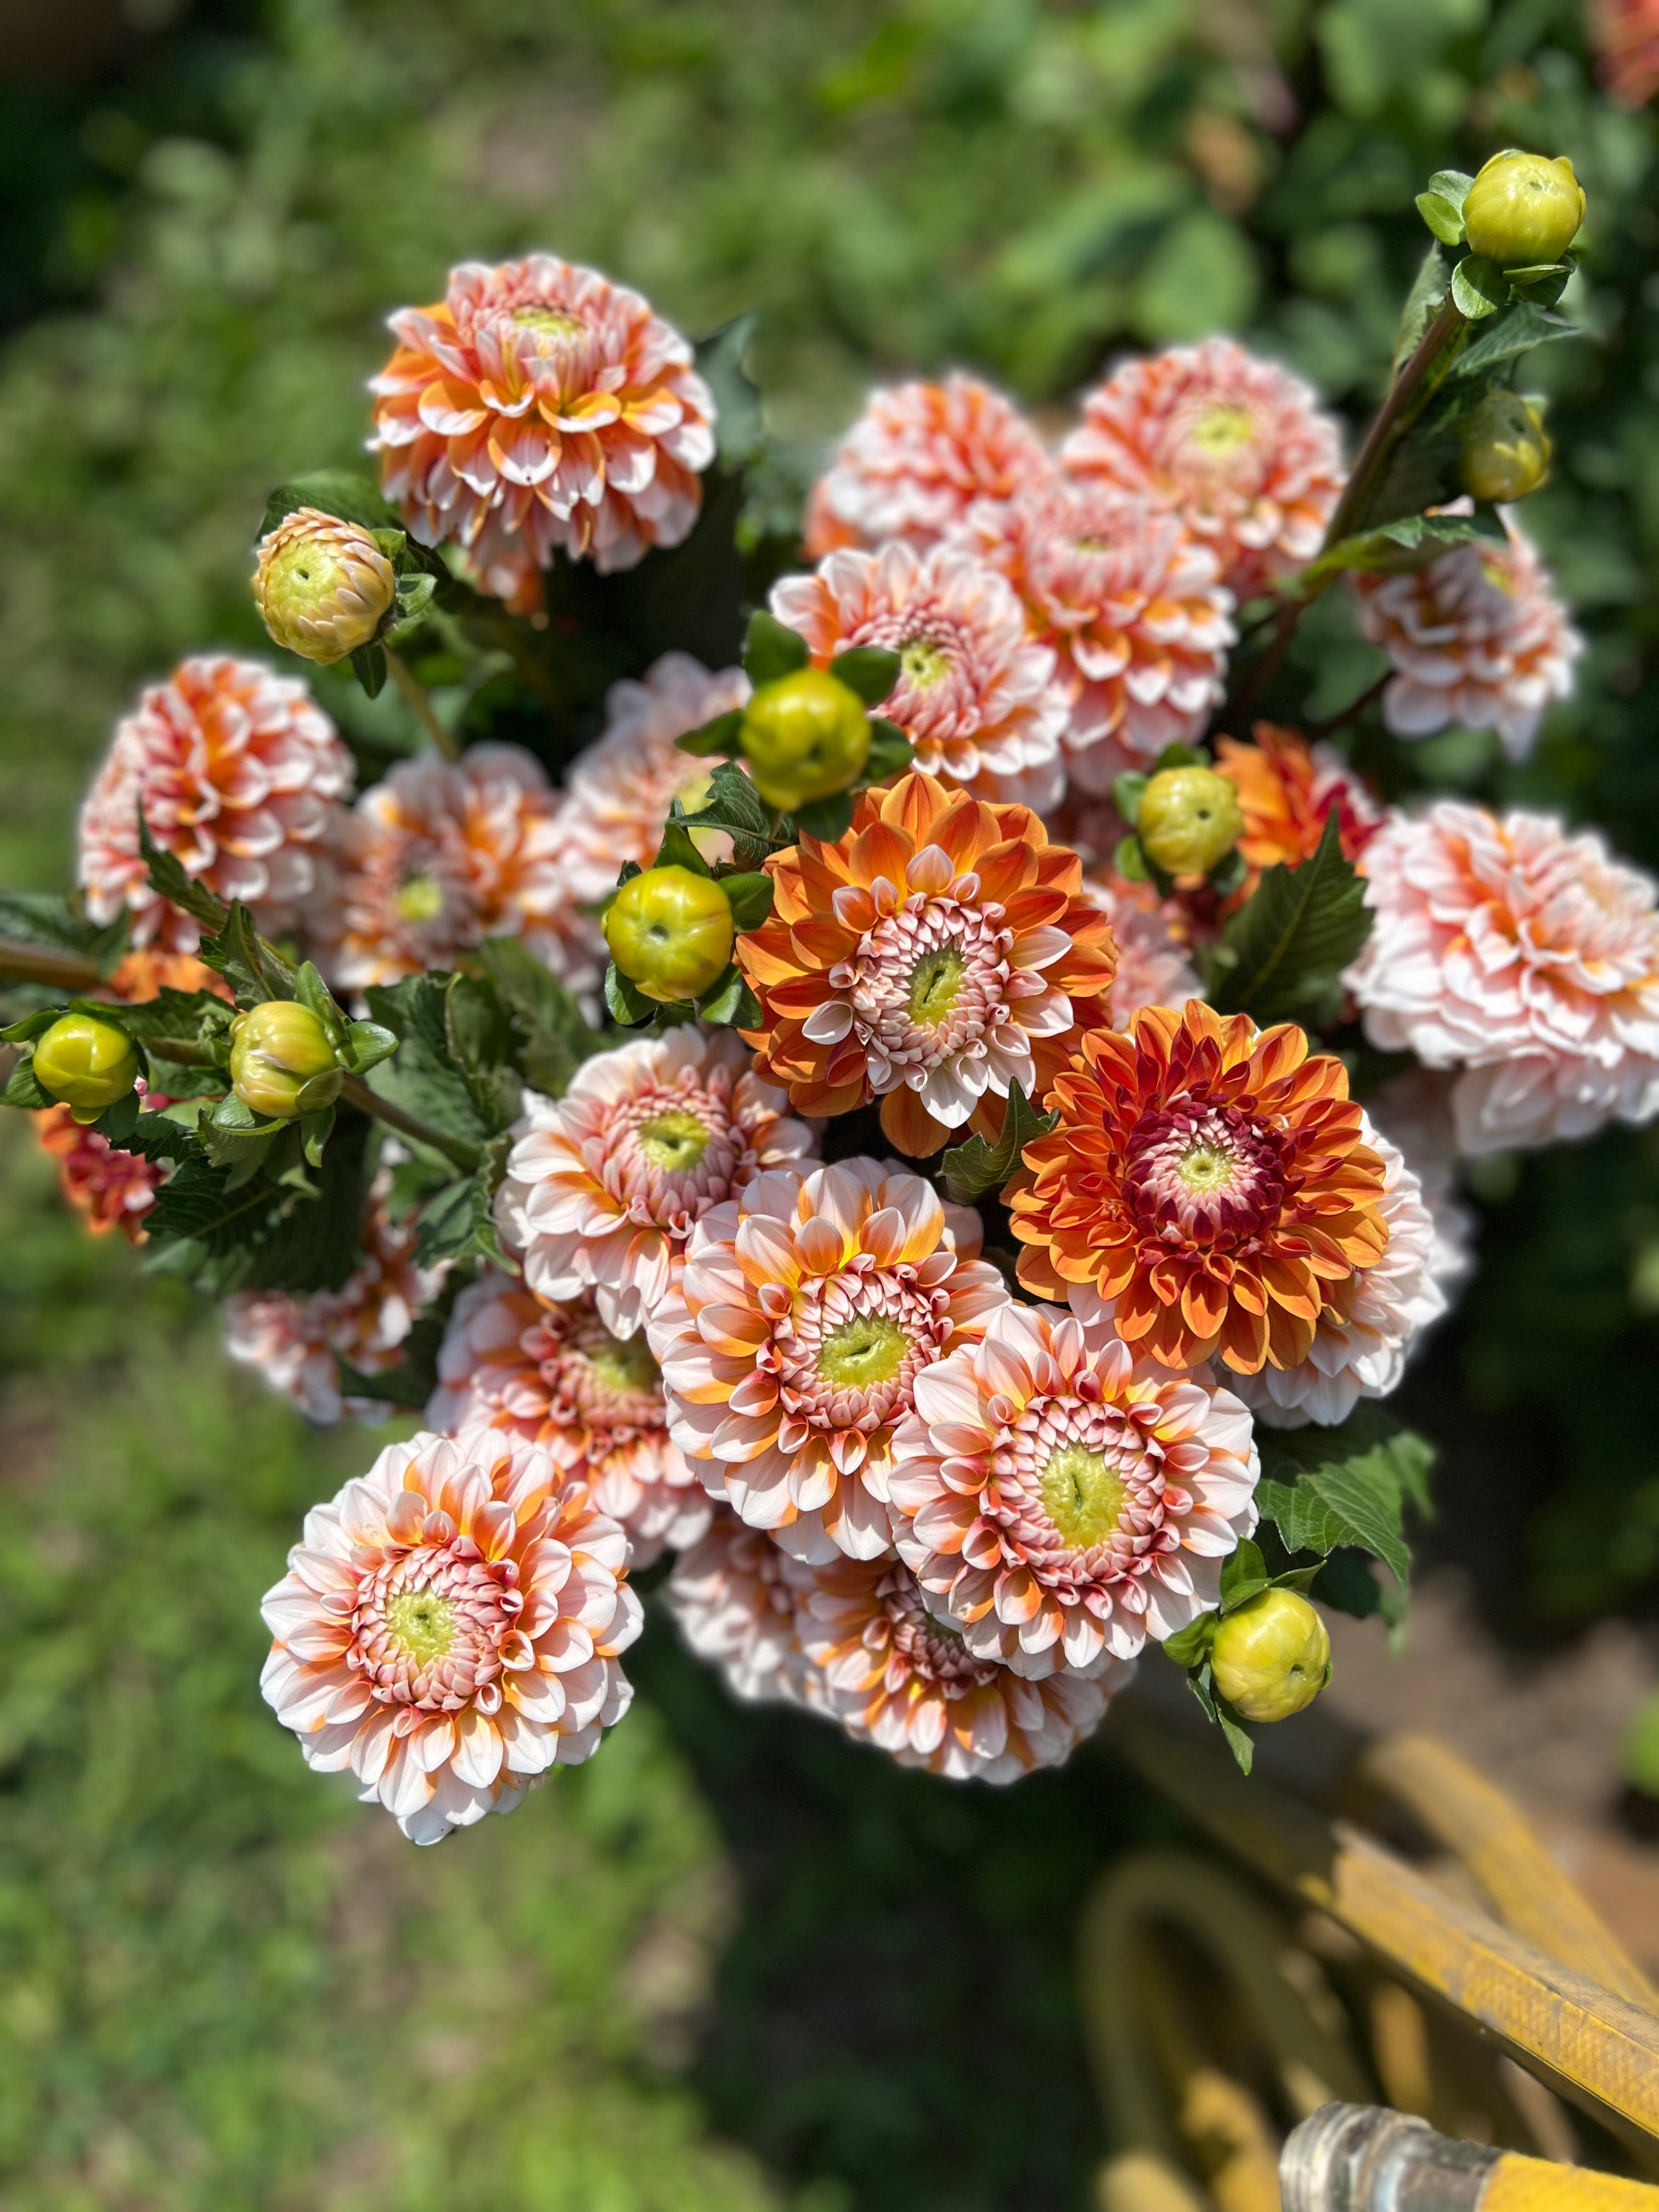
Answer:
xmin=1215 ymin=725 xmax=1380 ymax=885
xmin=1345 ymin=803 xmax=1659 ymax=1152
xmin=792 ymin=1550 xmax=1128 ymax=1781
xmin=738 ymin=770 xmax=1118 ymax=1155
xmin=663 ymin=1507 xmax=806 ymax=1705
xmin=1011 ymin=1004 xmax=1389 ymax=1375
xmin=370 ymin=256 xmax=715 ymax=584
xmin=770 ymin=543 xmax=1068 ymax=809
xmin=957 ymin=481 xmax=1234 ymax=781
xmin=803 ymin=373 xmax=1052 ymax=558
xmin=1082 ymin=875 xmax=1203 ymax=1029
xmin=261 ymin=1429 xmax=640 ymax=1844
xmin=651 ymin=1159 xmax=1009 ymax=1562
xmin=78 ymin=655 xmax=353 ymax=952
xmin=429 ymin=1272 xmax=709 ymax=1565
xmin=1062 ymin=340 xmax=1345 ymax=600
xmin=1593 ymin=0 xmax=1659 ymax=107
xmin=890 ymin=1302 xmax=1260 ymax=1669
xmin=35 ymin=1105 xmax=167 ymax=1242
xmin=496 ymin=1026 xmax=819 ymax=1336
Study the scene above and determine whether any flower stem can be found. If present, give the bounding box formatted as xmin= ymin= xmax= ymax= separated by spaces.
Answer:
xmin=337 ymin=1074 xmax=482 ymax=1172
xmin=0 ymin=939 xmax=102 ymax=991
xmin=386 ymin=650 xmax=460 ymax=761
xmin=1307 ymin=670 xmax=1391 ymax=740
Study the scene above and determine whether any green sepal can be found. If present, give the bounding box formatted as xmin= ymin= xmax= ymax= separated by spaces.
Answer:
xmin=1450 ymin=252 xmax=1505 ymax=320
xmin=350 ymin=641 xmax=388 ymax=699
xmin=292 ymin=1069 xmax=345 ymax=1116
xmin=0 ymin=891 xmax=129 ymax=976
xmin=1112 ymin=772 xmax=1149 ymax=829
xmin=938 ymin=1081 xmax=1057 ymax=1206
xmin=1187 ymin=1660 xmax=1254 ymax=1775
xmin=1161 ymin=1613 xmax=1217 ymax=1668
xmin=604 ymin=963 xmax=658 ymax=1029
xmin=792 ymin=790 xmax=856 ymax=842
xmin=1415 ymin=190 xmax=1466 ymax=247
xmin=674 ymin=708 xmax=744 ymax=760
xmin=92 ymin=1088 xmax=142 ymax=1146
xmin=865 ymin=718 xmax=915 ymax=783
xmin=2 ymin=1054 xmax=54 ymax=1109
xmin=696 ymin=965 xmax=761 ymax=1028
xmin=0 ymin=1006 xmax=72 ymax=1045
xmin=828 ymin=645 xmax=901 ymax=706
xmin=294 ymin=960 xmax=348 ymax=1047
xmin=743 ymin=610 xmax=811 ymax=687
xmin=1207 ymin=847 xmax=1249 ymax=899
xmin=1114 ymin=835 xmax=1151 ymax=883
xmin=341 ymin=1020 xmax=398 ymax=1076
xmin=651 ymin=817 xmax=716 ymax=878
xmin=1152 ymin=741 xmax=1207 ymax=772
xmin=1218 ymin=1538 xmax=1270 ymax=1613
xmin=300 ymin=1105 xmax=335 ymax=1167
xmin=1425 ymin=167 xmax=1475 ymax=210
xmin=719 ymin=872 xmax=775 ymax=932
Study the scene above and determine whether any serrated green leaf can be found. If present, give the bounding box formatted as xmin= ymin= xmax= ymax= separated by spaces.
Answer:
xmin=1447 ymin=298 xmax=1578 ymax=379
xmin=474 ymin=937 xmax=602 ymax=1098
xmin=197 ymin=904 xmax=295 ymax=1007
xmin=676 ymin=759 xmax=776 ymax=868
xmin=743 ymin=610 xmax=811 ymax=687
xmin=1451 ymin=252 xmax=1506 ymax=320
xmin=1392 ymin=240 xmax=1451 ymax=376
xmin=1220 ymin=1539 xmax=1269 ymax=1612
xmin=0 ymin=891 xmax=129 ymax=971
xmin=828 ymin=645 xmax=901 ymax=706
xmin=938 ymin=1082 xmax=1057 ymax=1205
xmin=1415 ymin=190 xmax=1465 ymax=247
xmin=137 ymin=809 xmax=229 ymax=938
xmin=115 ymin=1110 xmax=200 ymax=1167
xmin=1255 ymin=1410 xmax=1435 ymax=1595
xmin=1306 ymin=506 xmax=1505 ymax=586
xmin=793 ymin=789 xmax=856 ymax=842
xmin=1205 ymin=812 xmax=1370 ymax=1029
xmin=651 ymin=817 xmax=715 ymax=878
xmin=720 ymin=872 xmax=775 ymax=932
xmin=443 ymin=973 xmax=520 ymax=1135
xmin=92 ymin=1088 xmax=142 ymax=1146
xmin=363 ymin=974 xmax=494 ymax=1145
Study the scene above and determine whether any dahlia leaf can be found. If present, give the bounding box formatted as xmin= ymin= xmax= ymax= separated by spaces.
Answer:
xmin=828 ymin=646 xmax=901 ymax=706
xmin=1310 ymin=1547 xmax=1386 ymax=1621
xmin=697 ymin=963 xmax=761 ymax=1027
xmin=1205 ymin=811 xmax=1370 ymax=1029
xmin=1220 ymin=1539 xmax=1270 ymax=1612
xmin=136 ymin=808 xmax=229 ymax=938
xmin=1451 ymin=252 xmax=1506 ymax=321
xmin=413 ymin=1137 xmax=511 ymax=1269
xmin=442 ymin=974 xmax=521 ymax=1136
xmin=744 ymin=611 xmax=811 ymax=687
xmin=1161 ymin=1615 xmax=1217 ymax=1668
xmin=349 ymin=642 xmax=388 ymax=699
xmin=675 ymin=761 xmax=775 ymax=867
xmin=1186 ymin=1660 xmax=1254 ymax=1775
xmin=0 ymin=890 xmax=129 ymax=972
xmin=1392 ymin=240 xmax=1451 ymax=377
xmin=363 ymin=974 xmax=497 ymax=1146
xmin=1111 ymin=772 xmax=1148 ymax=829
xmin=865 ymin=719 xmax=915 ymax=782
xmin=1447 ymin=296 xmax=1577 ymax=380
xmin=2 ymin=1053 xmax=53 ymax=1109
xmin=793 ymin=789 xmax=856 ymax=842
xmin=258 ymin=469 xmax=400 ymax=542
xmin=652 ymin=817 xmax=716 ymax=878
xmin=938 ymin=1082 xmax=1057 ymax=1205
xmin=475 ymin=938 xmax=602 ymax=1097
xmin=92 ymin=1088 xmax=142 ymax=1146
xmin=719 ymin=872 xmax=775 ymax=932
xmin=1425 ymin=168 xmax=1475 ymax=212
xmin=604 ymin=962 xmax=657 ymax=1029
xmin=674 ymin=709 xmax=744 ymax=760
xmin=115 ymin=1109 xmax=199 ymax=1167
xmin=1256 ymin=1413 xmax=1434 ymax=1595
xmin=198 ymin=903 xmax=297 ymax=1009
xmin=1415 ymin=190 xmax=1466 ymax=247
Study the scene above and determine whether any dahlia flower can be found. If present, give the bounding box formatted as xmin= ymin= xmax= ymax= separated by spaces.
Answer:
xmin=550 ymin=654 xmax=751 ymax=902
xmin=35 ymin=1104 xmax=166 ymax=1242
xmin=662 ymin=1506 xmax=806 ymax=1705
xmin=78 ymin=655 xmax=353 ymax=952
xmin=1061 ymin=340 xmax=1346 ymax=600
xmin=315 ymin=743 xmax=602 ymax=995
xmin=1010 ymin=1003 xmax=1389 ymax=1376
xmin=738 ymin=770 xmax=1118 ymax=1155
xmin=889 ymin=1302 xmax=1260 ymax=1669
xmin=770 ymin=543 xmax=1068 ymax=809
xmin=791 ymin=1550 xmax=1128 ymax=1781
xmin=369 ymin=255 xmax=715 ymax=584
xmin=429 ymin=1272 xmax=709 ymax=1566
xmin=957 ymin=481 xmax=1234 ymax=780
xmin=495 ymin=1026 xmax=819 ymax=1336
xmin=1366 ymin=1066 xmax=1476 ymax=1295
xmin=1345 ymin=803 xmax=1659 ymax=1152
xmin=1352 ymin=516 xmax=1582 ymax=761
xmin=261 ymin=1429 xmax=640 ymax=1843
xmin=1214 ymin=725 xmax=1380 ymax=886
xmin=803 ymin=374 xmax=1052 ymax=558
xmin=651 ymin=1158 xmax=1009 ymax=1561
xmin=252 ymin=506 xmax=396 ymax=665
xmin=1081 ymin=876 xmax=1202 ymax=1028
xmin=1593 ymin=0 xmax=1659 ymax=106
xmin=108 ymin=950 xmax=229 ymax=1001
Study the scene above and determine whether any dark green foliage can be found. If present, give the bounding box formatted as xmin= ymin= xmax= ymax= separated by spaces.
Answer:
xmin=939 ymin=1083 xmax=1057 ymax=1205
xmin=1204 ymin=812 xmax=1371 ymax=1029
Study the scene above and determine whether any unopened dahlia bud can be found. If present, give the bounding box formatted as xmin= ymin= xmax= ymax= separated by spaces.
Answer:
xmin=32 ymin=1013 xmax=140 ymax=1124
xmin=1462 ymin=150 xmax=1584 ymax=267
xmin=740 ymin=668 xmax=871 ymax=812
xmin=1137 ymin=765 xmax=1245 ymax=877
xmin=252 ymin=507 xmax=397 ymax=665
xmin=230 ymin=1000 xmax=341 ymax=1119
xmin=1211 ymin=1589 xmax=1331 ymax=1723
xmin=1459 ymin=391 xmax=1551 ymax=503
xmin=603 ymin=866 xmax=735 ymax=1003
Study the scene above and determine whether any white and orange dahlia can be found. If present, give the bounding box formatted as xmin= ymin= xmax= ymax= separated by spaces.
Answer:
xmin=429 ymin=1272 xmax=709 ymax=1565
xmin=78 ymin=655 xmax=353 ymax=952
xmin=1345 ymin=802 xmax=1659 ymax=1152
xmin=496 ymin=1026 xmax=819 ymax=1336
xmin=1062 ymin=340 xmax=1345 ymax=600
xmin=958 ymin=481 xmax=1234 ymax=781
xmin=550 ymin=653 xmax=751 ymax=902
xmin=890 ymin=1302 xmax=1259 ymax=1671
xmin=662 ymin=1506 xmax=806 ymax=1706
xmin=803 ymin=373 xmax=1052 ymax=558
xmin=369 ymin=255 xmax=716 ymax=588
xmin=261 ymin=1429 xmax=640 ymax=1843
xmin=770 ymin=543 xmax=1068 ymax=809
xmin=651 ymin=1159 xmax=1009 ymax=1562
xmin=35 ymin=1103 xmax=168 ymax=1243
xmin=315 ymin=743 xmax=602 ymax=995
xmin=1352 ymin=516 xmax=1582 ymax=761
xmin=791 ymin=1551 xmax=1129 ymax=1782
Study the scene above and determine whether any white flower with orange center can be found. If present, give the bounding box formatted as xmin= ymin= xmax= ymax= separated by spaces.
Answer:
xmin=791 ymin=1551 xmax=1130 ymax=1781
xmin=369 ymin=255 xmax=716 ymax=586
xmin=770 ymin=543 xmax=1068 ymax=809
xmin=663 ymin=1506 xmax=807 ymax=1706
xmin=496 ymin=1026 xmax=820 ymax=1336
xmin=651 ymin=1159 xmax=1009 ymax=1562
xmin=890 ymin=1302 xmax=1260 ymax=1671
xmin=429 ymin=1272 xmax=709 ymax=1565
xmin=260 ymin=1429 xmax=640 ymax=1844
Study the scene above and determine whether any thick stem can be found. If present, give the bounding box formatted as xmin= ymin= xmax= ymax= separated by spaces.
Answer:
xmin=1323 ymin=296 xmax=1465 ymax=551
xmin=386 ymin=650 xmax=460 ymax=761
xmin=0 ymin=939 xmax=102 ymax=991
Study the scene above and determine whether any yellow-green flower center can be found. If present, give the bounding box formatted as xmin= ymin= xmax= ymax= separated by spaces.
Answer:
xmin=1177 ymin=1143 xmax=1235 ymax=1193
xmin=900 ymin=638 xmax=952 ymax=690
xmin=589 ymin=1331 xmax=661 ymax=1395
xmin=818 ymin=1314 xmax=909 ymax=1390
xmin=1039 ymin=1443 xmax=1127 ymax=1548
xmin=909 ymin=946 xmax=967 ymax=1026
xmin=636 ymin=1109 xmax=710 ymax=1171
xmin=1188 ymin=403 xmax=1255 ymax=459
xmin=396 ymin=873 xmax=445 ymax=923
xmin=512 ymin=307 xmax=585 ymax=340
xmin=385 ymin=1589 xmax=455 ymax=1665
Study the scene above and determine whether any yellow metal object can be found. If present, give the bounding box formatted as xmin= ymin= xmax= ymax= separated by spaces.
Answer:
xmin=1096 ymin=2149 xmax=1209 ymax=2211
xmin=1484 ymin=2157 xmax=1659 ymax=2209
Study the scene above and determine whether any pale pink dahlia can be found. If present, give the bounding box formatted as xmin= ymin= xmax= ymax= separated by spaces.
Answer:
xmin=1345 ymin=803 xmax=1659 ymax=1153
xmin=791 ymin=1551 xmax=1128 ymax=1782
xmin=650 ymin=1159 xmax=1009 ymax=1562
xmin=261 ymin=1429 xmax=640 ymax=1843
xmin=78 ymin=655 xmax=353 ymax=952
xmin=550 ymin=653 xmax=751 ymax=903
xmin=496 ymin=1026 xmax=819 ymax=1336
xmin=662 ymin=1506 xmax=806 ymax=1706
xmin=1352 ymin=516 xmax=1582 ymax=761
xmin=770 ymin=543 xmax=1068 ymax=809
xmin=370 ymin=255 xmax=716 ymax=585
xmin=428 ymin=1272 xmax=709 ymax=1566
xmin=803 ymin=374 xmax=1053 ymax=558
xmin=1062 ymin=340 xmax=1346 ymax=600
xmin=958 ymin=481 xmax=1234 ymax=782
xmin=315 ymin=743 xmax=602 ymax=996
xmin=1081 ymin=874 xmax=1203 ymax=1029
xmin=890 ymin=1302 xmax=1259 ymax=1671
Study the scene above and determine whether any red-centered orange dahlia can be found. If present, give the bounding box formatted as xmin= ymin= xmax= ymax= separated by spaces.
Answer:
xmin=1009 ymin=1004 xmax=1390 ymax=1374
xmin=369 ymin=256 xmax=715 ymax=586
xmin=78 ymin=655 xmax=353 ymax=952
xmin=1593 ymin=0 xmax=1659 ymax=105
xmin=663 ymin=1506 xmax=806 ymax=1706
xmin=738 ymin=771 xmax=1118 ymax=1155
xmin=1214 ymin=725 xmax=1380 ymax=887
xmin=35 ymin=1103 xmax=168 ymax=1242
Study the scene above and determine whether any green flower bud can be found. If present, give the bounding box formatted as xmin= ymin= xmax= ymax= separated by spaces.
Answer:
xmin=604 ymin=866 xmax=736 ymax=1004
xmin=1458 ymin=390 xmax=1551 ymax=503
xmin=230 ymin=1000 xmax=341 ymax=1119
xmin=1136 ymin=766 xmax=1245 ymax=878
xmin=252 ymin=506 xmax=397 ymax=665
xmin=1462 ymin=150 xmax=1584 ymax=268
xmin=32 ymin=1013 xmax=140 ymax=1124
xmin=740 ymin=668 xmax=871 ymax=813
xmin=1211 ymin=1589 xmax=1331 ymax=1724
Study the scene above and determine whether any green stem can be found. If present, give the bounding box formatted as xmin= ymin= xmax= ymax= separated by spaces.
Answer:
xmin=0 ymin=939 xmax=102 ymax=991
xmin=386 ymin=649 xmax=460 ymax=761
xmin=337 ymin=1074 xmax=481 ymax=1172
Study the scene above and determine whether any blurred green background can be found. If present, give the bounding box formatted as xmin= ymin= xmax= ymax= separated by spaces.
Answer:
xmin=3 ymin=0 xmax=1659 ymax=2204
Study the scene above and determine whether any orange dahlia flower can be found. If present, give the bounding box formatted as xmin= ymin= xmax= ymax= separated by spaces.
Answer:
xmin=1593 ymin=0 xmax=1659 ymax=106
xmin=738 ymin=770 xmax=1118 ymax=1155
xmin=35 ymin=1104 xmax=167 ymax=1242
xmin=1010 ymin=1004 xmax=1390 ymax=1374
xmin=664 ymin=1505 xmax=808 ymax=1706
xmin=108 ymin=950 xmax=229 ymax=1001
xmin=1215 ymin=725 xmax=1379 ymax=888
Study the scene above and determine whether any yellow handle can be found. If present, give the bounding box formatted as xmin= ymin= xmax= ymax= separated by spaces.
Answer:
xmin=1485 ymin=2158 xmax=1659 ymax=2210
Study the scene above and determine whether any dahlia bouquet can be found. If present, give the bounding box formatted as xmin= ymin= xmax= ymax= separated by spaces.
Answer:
xmin=2 ymin=148 xmax=1651 ymax=1839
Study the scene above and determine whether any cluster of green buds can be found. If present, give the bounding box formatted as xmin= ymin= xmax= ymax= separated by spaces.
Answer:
xmin=1114 ymin=747 xmax=1246 ymax=896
